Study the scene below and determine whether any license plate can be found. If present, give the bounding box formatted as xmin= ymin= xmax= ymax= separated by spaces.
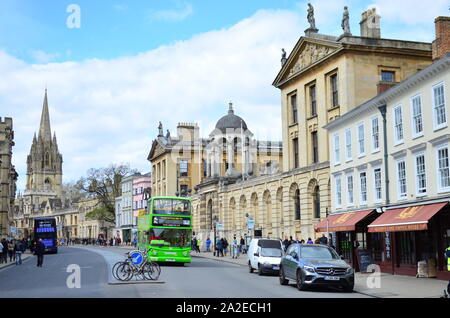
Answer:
xmin=166 ymin=259 xmax=175 ymax=262
xmin=324 ymin=276 xmax=340 ymax=281
xmin=272 ymin=266 xmax=279 ymax=270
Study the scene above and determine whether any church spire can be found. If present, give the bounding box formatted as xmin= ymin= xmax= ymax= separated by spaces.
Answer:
xmin=38 ymin=89 xmax=52 ymax=142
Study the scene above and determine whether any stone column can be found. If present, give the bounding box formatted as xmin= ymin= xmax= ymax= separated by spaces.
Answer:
xmin=227 ymin=138 xmax=234 ymax=172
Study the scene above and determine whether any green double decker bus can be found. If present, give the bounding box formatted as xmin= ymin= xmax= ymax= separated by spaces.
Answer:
xmin=137 ymin=196 xmax=192 ymax=264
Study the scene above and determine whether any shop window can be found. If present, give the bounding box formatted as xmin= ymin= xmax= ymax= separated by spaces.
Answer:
xmin=369 ymin=233 xmax=383 ymax=262
xmin=337 ymin=232 xmax=352 ymax=261
xmin=396 ymin=232 xmax=416 ymax=265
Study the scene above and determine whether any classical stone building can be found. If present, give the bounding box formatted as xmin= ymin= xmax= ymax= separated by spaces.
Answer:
xmin=322 ymin=17 xmax=450 ymax=278
xmin=0 ymin=117 xmax=18 ymax=237
xmin=190 ymin=7 xmax=434 ymax=244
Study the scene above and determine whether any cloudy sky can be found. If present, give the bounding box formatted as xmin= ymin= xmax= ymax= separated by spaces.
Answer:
xmin=0 ymin=0 xmax=448 ymax=192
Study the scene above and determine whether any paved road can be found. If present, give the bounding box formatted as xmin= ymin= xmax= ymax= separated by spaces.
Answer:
xmin=0 ymin=246 xmax=370 ymax=298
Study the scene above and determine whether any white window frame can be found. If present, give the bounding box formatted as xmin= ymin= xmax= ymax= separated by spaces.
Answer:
xmin=333 ymin=133 xmax=340 ymax=165
xmin=393 ymin=104 xmax=404 ymax=145
xmin=345 ymin=129 xmax=352 ymax=162
xmin=335 ymin=174 xmax=342 ymax=208
xmin=436 ymin=143 xmax=450 ymax=193
xmin=414 ymin=152 xmax=427 ymax=196
xmin=432 ymin=81 xmax=447 ymax=131
xmin=346 ymin=173 xmax=354 ymax=207
xmin=396 ymin=158 xmax=407 ymax=200
xmin=357 ymin=123 xmax=365 ymax=157
xmin=373 ymin=166 xmax=382 ymax=203
xmin=410 ymin=94 xmax=424 ymax=139
xmin=371 ymin=116 xmax=380 ymax=153
xmin=359 ymin=170 xmax=367 ymax=205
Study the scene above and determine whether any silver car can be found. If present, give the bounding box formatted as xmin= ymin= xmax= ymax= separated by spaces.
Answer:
xmin=279 ymin=244 xmax=354 ymax=292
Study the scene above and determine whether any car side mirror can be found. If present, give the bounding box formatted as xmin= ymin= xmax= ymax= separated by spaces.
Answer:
xmin=292 ymin=252 xmax=298 ymax=259
xmin=340 ymin=255 xmax=345 ymax=260
xmin=254 ymin=253 xmax=259 ymax=257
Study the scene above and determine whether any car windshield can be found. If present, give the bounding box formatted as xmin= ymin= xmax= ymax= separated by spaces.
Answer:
xmin=300 ymin=246 xmax=339 ymax=260
xmin=260 ymin=248 xmax=283 ymax=257
xmin=153 ymin=199 xmax=191 ymax=216
xmin=148 ymin=228 xmax=191 ymax=248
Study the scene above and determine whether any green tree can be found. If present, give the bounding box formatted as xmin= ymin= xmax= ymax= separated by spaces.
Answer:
xmin=77 ymin=164 xmax=137 ymax=222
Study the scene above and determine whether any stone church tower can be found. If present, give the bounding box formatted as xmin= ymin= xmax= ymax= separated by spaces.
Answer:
xmin=24 ymin=90 xmax=63 ymax=206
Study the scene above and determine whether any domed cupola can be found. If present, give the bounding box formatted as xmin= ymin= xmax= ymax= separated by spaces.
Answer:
xmin=215 ymin=103 xmax=248 ymax=133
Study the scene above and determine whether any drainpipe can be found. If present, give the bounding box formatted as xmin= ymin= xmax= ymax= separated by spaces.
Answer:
xmin=378 ymin=104 xmax=390 ymax=205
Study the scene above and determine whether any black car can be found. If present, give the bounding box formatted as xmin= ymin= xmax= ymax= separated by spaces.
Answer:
xmin=279 ymin=244 xmax=354 ymax=292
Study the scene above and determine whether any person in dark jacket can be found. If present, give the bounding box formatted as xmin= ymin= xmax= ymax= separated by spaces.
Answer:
xmin=35 ymin=239 xmax=45 ymax=267
xmin=216 ymin=239 xmax=224 ymax=257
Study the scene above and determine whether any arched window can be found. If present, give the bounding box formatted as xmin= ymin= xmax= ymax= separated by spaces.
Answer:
xmin=45 ymin=152 xmax=50 ymax=166
xmin=313 ymin=186 xmax=320 ymax=219
xmin=44 ymin=178 xmax=51 ymax=191
xmin=294 ymin=189 xmax=300 ymax=220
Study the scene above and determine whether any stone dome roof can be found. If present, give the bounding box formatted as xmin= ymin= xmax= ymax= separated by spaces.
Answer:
xmin=215 ymin=103 xmax=248 ymax=133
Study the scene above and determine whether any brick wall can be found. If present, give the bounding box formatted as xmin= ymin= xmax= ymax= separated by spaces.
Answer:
xmin=432 ymin=16 xmax=450 ymax=61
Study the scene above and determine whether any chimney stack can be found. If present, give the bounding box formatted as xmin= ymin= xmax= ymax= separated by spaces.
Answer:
xmin=360 ymin=8 xmax=381 ymax=38
xmin=432 ymin=16 xmax=450 ymax=61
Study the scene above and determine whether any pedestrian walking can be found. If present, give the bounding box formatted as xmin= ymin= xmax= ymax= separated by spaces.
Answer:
xmin=197 ymin=238 xmax=201 ymax=253
xmin=8 ymin=240 xmax=15 ymax=262
xmin=14 ymin=240 xmax=24 ymax=265
xmin=307 ymin=237 xmax=314 ymax=244
xmin=283 ymin=237 xmax=289 ymax=251
xmin=240 ymin=237 xmax=246 ymax=254
xmin=35 ymin=239 xmax=45 ymax=267
xmin=206 ymin=237 xmax=211 ymax=252
xmin=216 ymin=239 xmax=224 ymax=257
xmin=318 ymin=234 xmax=328 ymax=245
xmin=0 ymin=240 xmax=4 ymax=264
xmin=232 ymin=236 xmax=239 ymax=259
xmin=1 ymin=238 xmax=8 ymax=263
xmin=223 ymin=238 xmax=229 ymax=256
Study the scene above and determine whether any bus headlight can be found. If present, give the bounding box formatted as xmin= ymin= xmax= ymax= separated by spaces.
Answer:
xmin=183 ymin=252 xmax=187 ymax=256
xmin=153 ymin=251 xmax=157 ymax=256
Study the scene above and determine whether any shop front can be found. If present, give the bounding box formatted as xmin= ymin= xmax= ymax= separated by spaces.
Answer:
xmin=315 ymin=209 xmax=379 ymax=272
xmin=367 ymin=202 xmax=450 ymax=280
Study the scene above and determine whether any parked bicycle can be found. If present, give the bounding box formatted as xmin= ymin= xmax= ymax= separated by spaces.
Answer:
xmin=112 ymin=249 xmax=161 ymax=281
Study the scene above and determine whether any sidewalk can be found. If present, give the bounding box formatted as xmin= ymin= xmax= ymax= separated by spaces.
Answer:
xmin=191 ymin=251 xmax=448 ymax=298
xmin=0 ymin=252 xmax=33 ymax=270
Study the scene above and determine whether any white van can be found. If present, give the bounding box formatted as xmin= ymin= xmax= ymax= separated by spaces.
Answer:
xmin=247 ymin=238 xmax=284 ymax=275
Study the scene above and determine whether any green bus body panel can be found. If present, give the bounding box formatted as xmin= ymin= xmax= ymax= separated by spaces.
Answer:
xmin=137 ymin=196 xmax=193 ymax=263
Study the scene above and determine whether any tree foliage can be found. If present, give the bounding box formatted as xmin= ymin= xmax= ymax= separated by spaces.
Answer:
xmin=85 ymin=206 xmax=115 ymax=223
xmin=76 ymin=164 xmax=138 ymax=222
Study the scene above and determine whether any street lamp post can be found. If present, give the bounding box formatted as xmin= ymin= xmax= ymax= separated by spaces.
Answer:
xmin=212 ymin=215 xmax=218 ymax=256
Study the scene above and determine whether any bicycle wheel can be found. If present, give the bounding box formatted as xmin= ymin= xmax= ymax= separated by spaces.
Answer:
xmin=112 ymin=262 xmax=124 ymax=281
xmin=116 ymin=262 xmax=133 ymax=281
xmin=143 ymin=262 xmax=160 ymax=280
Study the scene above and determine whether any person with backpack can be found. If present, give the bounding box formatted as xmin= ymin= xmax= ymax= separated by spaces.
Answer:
xmin=14 ymin=240 xmax=24 ymax=265
xmin=223 ymin=238 xmax=229 ymax=257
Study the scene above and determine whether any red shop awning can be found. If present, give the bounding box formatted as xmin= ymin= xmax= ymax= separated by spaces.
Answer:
xmin=367 ymin=202 xmax=447 ymax=233
xmin=314 ymin=210 xmax=375 ymax=232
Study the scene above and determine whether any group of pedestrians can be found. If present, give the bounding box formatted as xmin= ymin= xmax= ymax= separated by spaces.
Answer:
xmin=0 ymin=238 xmax=28 ymax=265
xmin=282 ymin=234 xmax=333 ymax=251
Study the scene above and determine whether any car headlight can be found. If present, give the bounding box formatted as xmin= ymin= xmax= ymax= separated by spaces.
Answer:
xmin=346 ymin=267 xmax=354 ymax=274
xmin=304 ymin=265 xmax=315 ymax=273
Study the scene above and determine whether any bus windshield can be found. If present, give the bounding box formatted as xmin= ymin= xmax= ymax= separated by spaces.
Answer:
xmin=153 ymin=198 xmax=191 ymax=216
xmin=149 ymin=228 xmax=191 ymax=248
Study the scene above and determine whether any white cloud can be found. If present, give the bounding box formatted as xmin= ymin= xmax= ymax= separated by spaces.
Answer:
xmin=2 ymin=9 xmax=302 ymax=191
xmin=149 ymin=1 xmax=194 ymax=22
xmin=370 ymin=0 xmax=448 ymax=25
xmin=30 ymin=50 xmax=60 ymax=64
